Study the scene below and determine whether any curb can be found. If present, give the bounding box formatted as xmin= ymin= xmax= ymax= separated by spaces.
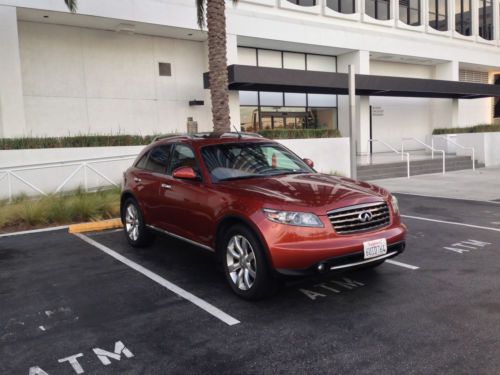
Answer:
xmin=68 ymin=218 xmax=123 ymax=234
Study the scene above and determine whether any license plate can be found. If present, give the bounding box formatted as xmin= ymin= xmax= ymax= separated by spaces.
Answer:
xmin=363 ymin=238 xmax=387 ymax=259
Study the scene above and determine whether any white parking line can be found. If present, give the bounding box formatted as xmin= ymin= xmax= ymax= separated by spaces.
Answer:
xmin=0 ymin=225 xmax=69 ymax=238
xmin=401 ymin=215 xmax=500 ymax=233
xmin=74 ymin=233 xmax=240 ymax=326
xmin=386 ymin=259 xmax=419 ymax=270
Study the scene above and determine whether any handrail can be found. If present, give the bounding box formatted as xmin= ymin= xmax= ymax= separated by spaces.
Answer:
xmin=368 ymin=139 xmax=411 ymax=178
xmin=0 ymin=154 xmax=138 ymax=172
xmin=401 ymin=137 xmax=445 ymax=175
xmin=0 ymin=154 xmax=137 ymax=202
xmin=431 ymin=135 xmax=475 ymax=171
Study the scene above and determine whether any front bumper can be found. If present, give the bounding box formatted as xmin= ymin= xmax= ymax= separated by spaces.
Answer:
xmin=258 ymin=216 xmax=407 ymax=270
xmin=275 ymin=240 xmax=406 ymax=276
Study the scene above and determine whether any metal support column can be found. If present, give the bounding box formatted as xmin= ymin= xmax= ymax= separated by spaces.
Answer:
xmin=348 ymin=65 xmax=357 ymax=179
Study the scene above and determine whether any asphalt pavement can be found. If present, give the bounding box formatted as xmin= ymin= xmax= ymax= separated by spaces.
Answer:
xmin=1 ymin=194 xmax=499 ymax=374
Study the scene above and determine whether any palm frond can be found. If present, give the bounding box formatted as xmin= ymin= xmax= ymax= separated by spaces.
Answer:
xmin=64 ymin=0 xmax=78 ymax=13
xmin=196 ymin=0 xmax=238 ymax=29
xmin=196 ymin=0 xmax=205 ymax=29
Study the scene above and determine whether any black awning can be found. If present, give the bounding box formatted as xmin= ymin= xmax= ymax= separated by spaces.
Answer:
xmin=203 ymin=65 xmax=500 ymax=99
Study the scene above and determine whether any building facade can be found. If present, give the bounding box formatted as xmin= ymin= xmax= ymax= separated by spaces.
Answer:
xmin=0 ymin=0 xmax=499 ymax=153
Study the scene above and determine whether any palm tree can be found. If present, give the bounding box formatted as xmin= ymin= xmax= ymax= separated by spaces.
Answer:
xmin=197 ymin=0 xmax=237 ymax=133
xmin=64 ymin=0 xmax=236 ymax=133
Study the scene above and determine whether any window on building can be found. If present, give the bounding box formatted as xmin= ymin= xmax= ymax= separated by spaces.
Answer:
xmin=306 ymin=55 xmax=336 ymax=72
xmin=455 ymin=0 xmax=472 ymax=35
xmin=366 ymin=0 xmax=391 ymax=20
xmin=287 ymin=0 xmax=317 ymax=5
xmin=283 ymin=52 xmax=306 ymax=70
xmin=429 ymin=0 xmax=448 ymax=31
xmin=240 ymin=93 xmax=337 ymax=132
xmin=238 ymin=47 xmax=257 ymax=66
xmin=257 ymin=49 xmax=282 ymax=68
xmin=479 ymin=0 xmax=493 ymax=40
xmin=400 ymin=0 xmax=421 ymax=25
xmin=459 ymin=69 xmax=488 ymax=83
xmin=159 ymin=63 xmax=172 ymax=77
xmin=237 ymin=48 xmax=338 ymax=133
xmin=326 ymin=0 xmax=356 ymax=14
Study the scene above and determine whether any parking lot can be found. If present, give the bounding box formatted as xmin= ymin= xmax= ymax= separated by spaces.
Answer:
xmin=1 ymin=194 xmax=499 ymax=374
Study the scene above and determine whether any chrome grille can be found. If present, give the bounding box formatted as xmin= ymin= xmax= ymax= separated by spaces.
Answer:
xmin=327 ymin=202 xmax=390 ymax=234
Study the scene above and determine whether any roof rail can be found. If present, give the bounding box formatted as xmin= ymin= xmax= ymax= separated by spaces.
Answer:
xmin=151 ymin=131 xmax=264 ymax=143
xmin=151 ymin=134 xmax=189 ymax=143
xmin=220 ymin=132 xmax=263 ymax=138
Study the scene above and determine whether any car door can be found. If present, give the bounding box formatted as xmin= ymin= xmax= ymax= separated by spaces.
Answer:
xmin=133 ymin=145 xmax=172 ymax=226
xmin=157 ymin=143 xmax=213 ymax=245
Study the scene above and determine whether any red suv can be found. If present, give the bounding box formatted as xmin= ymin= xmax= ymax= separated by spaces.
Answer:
xmin=121 ymin=133 xmax=406 ymax=299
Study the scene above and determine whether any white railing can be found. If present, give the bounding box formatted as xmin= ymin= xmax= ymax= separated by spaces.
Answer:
xmin=431 ymin=135 xmax=476 ymax=171
xmin=0 ymin=154 xmax=137 ymax=201
xmin=401 ymin=137 xmax=445 ymax=175
xmin=368 ymin=139 xmax=411 ymax=178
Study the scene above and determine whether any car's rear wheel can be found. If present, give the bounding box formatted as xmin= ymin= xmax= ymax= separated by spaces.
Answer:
xmin=122 ymin=198 xmax=154 ymax=247
xmin=222 ymin=224 xmax=275 ymax=300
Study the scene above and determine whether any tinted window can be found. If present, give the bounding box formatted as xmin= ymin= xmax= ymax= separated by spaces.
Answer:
xmin=201 ymin=143 xmax=314 ymax=182
xmin=135 ymin=152 xmax=149 ymax=169
xmin=429 ymin=0 xmax=448 ymax=31
xmin=170 ymin=144 xmax=200 ymax=175
xmin=144 ymin=146 xmax=171 ymax=174
xmin=327 ymin=0 xmax=355 ymax=13
xmin=287 ymin=0 xmax=316 ymax=5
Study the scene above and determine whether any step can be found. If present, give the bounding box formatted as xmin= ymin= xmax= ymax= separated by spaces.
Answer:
xmin=358 ymin=162 xmax=483 ymax=181
xmin=358 ymin=162 xmax=475 ymax=175
xmin=359 ymin=163 xmax=478 ymax=175
xmin=358 ymin=156 xmax=472 ymax=170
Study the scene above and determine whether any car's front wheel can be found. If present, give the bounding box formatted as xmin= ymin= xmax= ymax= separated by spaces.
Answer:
xmin=122 ymin=198 xmax=154 ymax=248
xmin=222 ymin=224 xmax=275 ymax=300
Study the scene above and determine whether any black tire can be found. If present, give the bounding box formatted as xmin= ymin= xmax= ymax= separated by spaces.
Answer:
xmin=220 ymin=224 xmax=276 ymax=300
xmin=121 ymin=198 xmax=154 ymax=248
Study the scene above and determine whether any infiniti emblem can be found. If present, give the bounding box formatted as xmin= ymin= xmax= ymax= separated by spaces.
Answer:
xmin=358 ymin=211 xmax=373 ymax=222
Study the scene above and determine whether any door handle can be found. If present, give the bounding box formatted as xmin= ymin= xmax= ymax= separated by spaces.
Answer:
xmin=161 ymin=183 xmax=172 ymax=190
xmin=134 ymin=177 xmax=142 ymax=183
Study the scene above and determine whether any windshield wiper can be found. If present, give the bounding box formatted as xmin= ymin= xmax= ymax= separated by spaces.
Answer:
xmin=265 ymin=170 xmax=309 ymax=176
xmin=217 ymin=174 xmax=262 ymax=182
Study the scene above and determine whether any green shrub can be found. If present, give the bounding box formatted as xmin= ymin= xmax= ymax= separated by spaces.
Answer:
xmin=257 ymin=128 xmax=341 ymax=139
xmin=0 ymin=134 xmax=169 ymax=150
xmin=432 ymin=124 xmax=500 ymax=135
xmin=0 ymin=129 xmax=342 ymax=150
xmin=0 ymin=188 xmax=121 ymax=232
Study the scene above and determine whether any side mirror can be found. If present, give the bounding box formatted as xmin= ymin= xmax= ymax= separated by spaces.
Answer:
xmin=172 ymin=166 xmax=198 ymax=180
xmin=303 ymin=158 xmax=314 ymax=168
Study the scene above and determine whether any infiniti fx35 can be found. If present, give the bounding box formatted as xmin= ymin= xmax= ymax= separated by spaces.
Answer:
xmin=120 ymin=133 xmax=406 ymax=300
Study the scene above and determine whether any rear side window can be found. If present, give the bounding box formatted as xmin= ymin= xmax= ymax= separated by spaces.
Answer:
xmin=135 ymin=152 xmax=149 ymax=169
xmin=144 ymin=145 xmax=171 ymax=174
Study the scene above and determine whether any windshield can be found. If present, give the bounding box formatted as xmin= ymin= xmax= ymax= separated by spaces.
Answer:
xmin=201 ymin=142 xmax=314 ymax=182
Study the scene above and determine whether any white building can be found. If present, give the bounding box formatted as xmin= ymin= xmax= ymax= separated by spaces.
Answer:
xmin=0 ymin=0 xmax=499 ymax=154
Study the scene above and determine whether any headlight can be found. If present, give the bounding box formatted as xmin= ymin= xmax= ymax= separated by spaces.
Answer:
xmin=262 ymin=209 xmax=324 ymax=227
xmin=391 ymin=195 xmax=399 ymax=215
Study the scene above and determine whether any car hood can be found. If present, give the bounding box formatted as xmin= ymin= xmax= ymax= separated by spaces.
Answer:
xmin=223 ymin=173 xmax=389 ymax=214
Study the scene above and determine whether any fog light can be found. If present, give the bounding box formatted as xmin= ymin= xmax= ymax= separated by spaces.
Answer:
xmin=317 ymin=263 xmax=326 ymax=272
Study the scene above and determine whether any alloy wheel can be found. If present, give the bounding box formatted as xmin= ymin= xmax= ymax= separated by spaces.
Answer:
xmin=125 ymin=203 xmax=140 ymax=241
xmin=226 ymin=235 xmax=257 ymax=291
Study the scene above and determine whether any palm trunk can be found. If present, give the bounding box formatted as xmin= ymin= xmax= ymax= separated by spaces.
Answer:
xmin=206 ymin=0 xmax=231 ymax=133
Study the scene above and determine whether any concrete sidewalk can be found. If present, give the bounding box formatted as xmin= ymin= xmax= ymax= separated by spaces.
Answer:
xmin=370 ymin=166 xmax=500 ymax=202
